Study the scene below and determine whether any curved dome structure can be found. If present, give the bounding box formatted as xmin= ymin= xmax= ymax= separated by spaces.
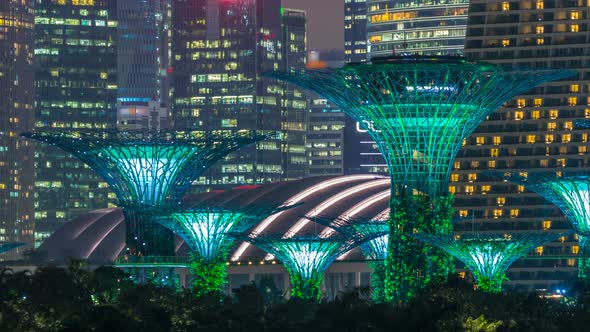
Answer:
xmin=39 ymin=175 xmax=391 ymax=263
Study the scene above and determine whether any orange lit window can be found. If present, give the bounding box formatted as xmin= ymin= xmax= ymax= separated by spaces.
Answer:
xmin=459 ymin=210 xmax=469 ymax=217
xmin=536 ymin=246 xmax=544 ymax=255
xmin=497 ymin=197 xmax=506 ymax=206
xmin=545 ymin=134 xmax=554 ymax=143
xmin=536 ymin=25 xmax=544 ymax=34
xmin=470 ymin=161 xmax=480 ymax=169
xmin=448 ymin=186 xmax=456 ymax=194
xmin=531 ymin=110 xmax=540 ymax=119
xmin=564 ymin=121 xmax=573 ymax=130
xmin=536 ymin=38 xmax=544 ymax=45
xmin=536 ymin=0 xmax=544 ymax=9
xmin=549 ymin=109 xmax=559 ymax=119
xmin=527 ymin=135 xmax=536 ymax=144
xmin=488 ymin=160 xmax=496 ymax=169
xmin=571 ymin=11 xmax=580 ymax=19
xmin=543 ymin=220 xmax=551 ymax=230
xmin=579 ymin=146 xmax=587 ymax=154
xmin=476 ymin=136 xmax=485 ymax=145
xmin=517 ymin=185 xmax=525 ymax=193
xmin=493 ymin=136 xmax=501 ymax=145
xmin=562 ymin=134 xmax=571 ymax=143
xmin=570 ymin=84 xmax=580 ymax=93
xmin=514 ymin=111 xmax=524 ymax=120
xmin=454 ymin=161 xmax=461 ymax=169
xmin=586 ymin=109 xmax=590 ymax=118
xmin=510 ymin=209 xmax=520 ymax=218
xmin=451 ymin=174 xmax=459 ymax=182
xmin=493 ymin=209 xmax=503 ymax=218
xmin=517 ymin=99 xmax=526 ymax=108
xmin=481 ymin=185 xmax=491 ymax=193
xmin=547 ymin=122 xmax=557 ymax=130
xmin=468 ymin=173 xmax=477 ymax=182
xmin=572 ymin=245 xmax=580 ymax=254
xmin=502 ymin=39 xmax=510 ymax=47
xmin=557 ymin=158 xmax=566 ymax=167
xmin=568 ymin=96 xmax=578 ymax=106
xmin=465 ymin=185 xmax=474 ymax=194
xmin=571 ymin=24 xmax=580 ymax=32
xmin=567 ymin=259 xmax=575 ymax=267
xmin=458 ymin=271 xmax=466 ymax=279
xmin=502 ymin=2 xmax=510 ymax=10
xmin=533 ymin=98 xmax=542 ymax=107
xmin=490 ymin=148 xmax=499 ymax=157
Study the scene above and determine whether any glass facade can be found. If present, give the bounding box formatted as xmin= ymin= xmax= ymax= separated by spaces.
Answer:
xmin=0 ymin=0 xmax=35 ymax=259
xmin=306 ymin=99 xmax=345 ymax=176
xmin=172 ymin=0 xmax=307 ymax=189
xmin=366 ymin=0 xmax=469 ymax=58
xmin=344 ymin=0 xmax=368 ymax=63
xmin=34 ymin=0 xmax=118 ymax=245
xmin=458 ymin=0 xmax=590 ymax=291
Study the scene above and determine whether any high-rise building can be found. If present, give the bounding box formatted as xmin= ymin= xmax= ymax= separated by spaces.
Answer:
xmin=457 ymin=0 xmax=590 ymax=290
xmin=172 ymin=1 xmax=307 ymax=189
xmin=0 ymin=1 xmax=35 ymax=259
xmin=365 ymin=0 xmax=469 ymax=58
xmin=344 ymin=0 xmax=368 ymax=63
xmin=33 ymin=0 xmax=118 ymax=246
xmin=306 ymin=99 xmax=345 ymax=176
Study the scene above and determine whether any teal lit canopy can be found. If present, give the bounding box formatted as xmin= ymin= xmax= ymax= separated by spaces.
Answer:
xmin=21 ymin=130 xmax=272 ymax=207
xmin=412 ymin=232 xmax=567 ymax=293
xmin=267 ymin=56 xmax=575 ymax=196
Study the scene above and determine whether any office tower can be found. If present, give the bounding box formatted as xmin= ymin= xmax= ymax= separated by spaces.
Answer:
xmin=0 ymin=1 xmax=35 ymax=259
xmin=457 ymin=0 xmax=590 ymax=290
xmin=34 ymin=0 xmax=118 ymax=245
xmin=281 ymin=8 xmax=307 ymax=180
xmin=344 ymin=0 xmax=368 ymax=63
xmin=172 ymin=1 xmax=307 ymax=189
xmin=307 ymin=99 xmax=345 ymax=176
xmin=116 ymin=0 xmax=171 ymax=130
xmin=365 ymin=0 xmax=469 ymax=58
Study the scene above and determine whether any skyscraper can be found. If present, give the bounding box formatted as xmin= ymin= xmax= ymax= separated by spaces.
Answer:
xmin=0 ymin=0 xmax=35 ymax=259
xmin=116 ymin=0 xmax=171 ymax=130
xmin=456 ymin=0 xmax=590 ymax=290
xmin=34 ymin=0 xmax=118 ymax=245
xmin=365 ymin=0 xmax=469 ymax=58
xmin=172 ymin=1 xmax=307 ymax=189
xmin=344 ymin=0 xmax=368 ymax=63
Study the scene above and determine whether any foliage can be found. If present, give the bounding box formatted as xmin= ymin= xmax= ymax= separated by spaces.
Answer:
xmin=190 ymin=254 xmax=227 ymax=298
xmin=463 ymin=315 xmax=504 ymax=332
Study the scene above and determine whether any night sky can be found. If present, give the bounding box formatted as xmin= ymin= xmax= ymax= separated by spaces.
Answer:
xmin=282 ymin=0 xmax=344 ymax=51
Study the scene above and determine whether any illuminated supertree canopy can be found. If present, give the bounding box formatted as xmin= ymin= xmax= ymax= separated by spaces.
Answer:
xmin=501 ymin=171 xmax=590 ymax=279
xmin=268 ymin=55 xmax=574 ymax=302
xmin=307 ymin=215 xmax=389 ymax=302
xmin=0 ymin=242 xmax=24 ymax=254
xmin=154 ymin=204 xmax=290 ymax=296
xmin=412 ymin=232 xmax=566 ymax=293
xmin=232 ymin=231 xmax=378 ymax=302
xmin=22 ymin=129 xmax=272 ymax=256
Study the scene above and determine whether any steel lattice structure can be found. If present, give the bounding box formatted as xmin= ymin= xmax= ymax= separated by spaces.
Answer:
xmin=501 ymin=170 xmax=590 ymax=279
xmin=22 ymin=129 xmax=272 ymax=206
xmin=0 ymin=242 xmax=24 ymax=254
xmin=412 ymin=232 xmax=566 ymax=293
xmin=268 ymin=55 xmax=573 ymax=302
xmin=267 ymin=56 xmax=574 ymax=196
xmin=22 ymin=129 xmax=272 ymax=256
xmin=232 ymin=231 xmax=378 ymax=302
xmin=307 ymin=215 xmax=389 ymax=260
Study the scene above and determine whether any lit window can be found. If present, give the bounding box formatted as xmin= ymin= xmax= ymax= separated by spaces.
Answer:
xmin=562 ymin=134 xmax=571 ymax=143
xmin=571 ymin=24 xmax=580 ymax=32
xmin=545 ymin=134 xmax=554 ymax=143
xmin=564 ymin=121 xmax=573 ymax=130
xmin=497 ymin=197 xmax=506 ymax=206
xmin=517 ymin=185 xmax=525 ymax=193
xmin=536 ymin=246 xmax=544 ymax=255
xmin=502 ymin=2 xmax=510 ymax=10
xmin=543 ymin=220 xmax=551 ymax=230
xmin=451 ymin=174 xmax=459 ymax=182
xmin=536 ymin=0 xmax=544 ymax=9
xmin=481 ymin=185 xmax=491 ymax=193
xmin=536 ymin=38 xmax=544 ymax=45
xmin=465 ymin=185 xmax=474 ymax=194
xmin=468 ymin=173 xmax=477 ymax=182
xmin=570 ymin=84 xmax=580 ymax=93
xmin=476 ymin=136 xmax=485 ymax=145
xmin=514 ymin=111 xmax=524 ymax=120
xmin=579 ymin=146 xmax=587 ymax=154
xmin=572 ymin=245 xmax=580 ymax=254
xmin=448 ymin=186 xmax=456 ymax=194
xmin=571 ymin=11 xmax=580 ymax=20
xmin=459 ymin=210 xmax=469 ymax=217
xmin=488 ymin=160 xmax=496 ymax=169
xmin=502 ymin=39 xmax=510 ymax=47
xmin=493 ymin=136 xmax=501 ymax=145
xmin=527 ymin=135 xmax=536 ymax=144
xmin=586 ymin=109 xmax=590 ymax=118
xmin=100 ymin=72 xmax=108 ymax=79
xmin=533 ymin=98 xmax=543 ymax=107
xmin=568 ymin=96 xmax=578 ymax=106
xmin=517 ymin=99 xmax=526 ymax=108
xmin=454 ymin=161 xmax=461 ymax=169
xmin=458 ymin=271 xmax=466 ymax=279
xmin=531 ymin=110 xmax=540 ymax=119
xmin=557 ymin=158 xmax=566 ymax=167
xmin=510 ymin=209 xmax=520 ymax=218
xmin=567 ymin=259 xmax=575 ymax=267
xmin=493 ymin=209 xmax=503 ymax=218
xmin=490 ymin=148 xmax=499 ymax=157
xmin=549 ymin=109 xmax=559 ymax=119
xmin=547 ymin=122 xmax=557 ymax=130
xmin=470 ymin=161 xmax=480 ymax=169
xmin=536 ymin=25 xmax=544 ymax=34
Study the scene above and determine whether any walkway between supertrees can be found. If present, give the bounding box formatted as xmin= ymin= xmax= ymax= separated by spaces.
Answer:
xmin=501 ymin=171 xmax=590 ymax=281
xmin=307 ymin=215 xmax=389 ymax=302
xmin=21 ymin=129 xmax=272 ymax=257
xmin=267 ymin=55 xmax=575 ymax=302
xmin=231 ymin=226 xmax=383 ymax=302
xmin=153 ymin=203 xmax=294 ymax=297
xmin=412 ymin=232 xmax=567 ymax=293
xmin=0 ymin=242 xmax=24 ymax=255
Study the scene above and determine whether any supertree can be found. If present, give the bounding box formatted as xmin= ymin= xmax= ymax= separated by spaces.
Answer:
xmin=21 ymin=129 xmax=271 ymax=256
xmin=412 ymin=232 xmax=567 ymax=293
xmin=0 ymin=242 xmax=24 ymax=255
xmin=308 ymin=215 xmax=389 ymax=301
xmin=232 ymin=230 xmax=380 ymax=302
xmin=267 ymin=55 xmax=574 ymax=302
xmin=501 ymin=171 xmax=590 ymax=280
xmin=153 ymin=204 xmax=292 ymax=297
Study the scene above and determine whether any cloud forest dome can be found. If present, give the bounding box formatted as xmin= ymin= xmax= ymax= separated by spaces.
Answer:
xmin=21 ymin=129 xmax=272 ymax=207
xmin=267 ymin=56 xmax=575 ymax=197
xmin=412 ymin=232 xmax=568 ymax=293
